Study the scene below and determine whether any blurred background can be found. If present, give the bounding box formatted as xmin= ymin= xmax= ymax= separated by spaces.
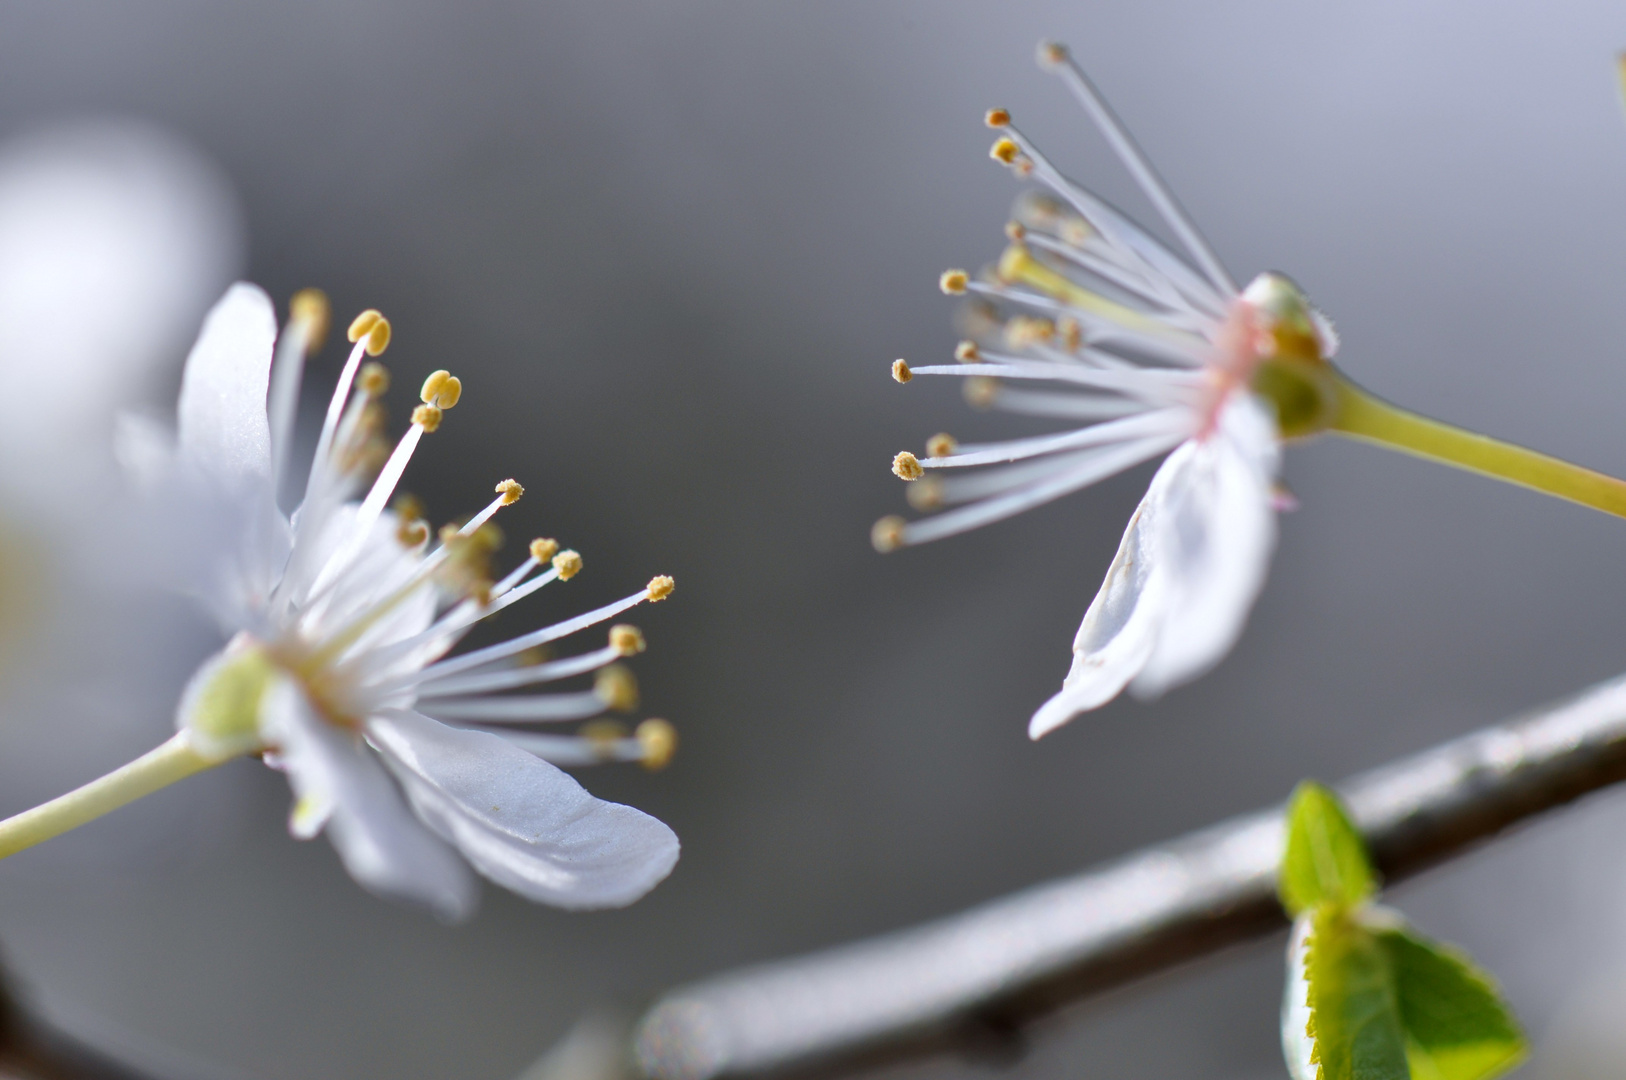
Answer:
xmin=0 ymin=1 xmax=1624 ymax=1077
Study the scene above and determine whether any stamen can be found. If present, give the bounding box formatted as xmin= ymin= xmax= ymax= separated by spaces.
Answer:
xmin=415 ymin=643 xmax=623 ymax=698
xmin=397 ymin=520 xmax=430 ymax=547
xmin=918 ymin=406 xmax=1190 ymax=469
xmin=892 ymin=359 xmax=913 ymax=384
xmin=610 ymin=625 xmax=646 ymax=656
xmin=955 ymin=341 xmax=980 ymax=363
xmin=595 ymin=665 xmax=639 ymax=712
xmin=636 ymin=719 xmax=678 ymax=770
xmin=420 ymin=370 xmax=462 ymax=409
xmin=940 ymin=270 xmax=970 ymax=295
xmin=896 ymin=433 xmax=1181 ymax=546
xmin=892 ymin=452 xmax=924 ymax=481
xmin=646 ymin=575 xmax=675 ymax=601
xmin=495 ymin=479 xmax=524 ymax=505
xmin=871 ymin=515 xmax=906 ymax=553
xmin=348 ymin=309 xmax=383 ymax=342
xmin=410 ymin=404 xmax=443 ymax=432
xmin=530 ymin=538 xmax=559 ymax=562
xmin=358 ymin=361 xmax=390 ymax=397
xmin=425 ymin=690 xmax=608 ymax=724
xmin=906 ymin=477 xmax=945 ymax=510
xmin=991 ymin=137 xmax=1020 ymax=164
xmin=1038 ymin=40 xmax=1236 ymax=295
xmin=965 ymin=377 xmax=999 ymax=409
xmin=985 ymin=108 xmax=1011 ymax=128
xmin=493 ymin=729 xmax=646 ymax=766
xmin=926 ymin=434 xmax=958 ymax=458
xmin=268 ymin=288 xmax=330 ymax=501
xmin=553 ymin=550 xmax=583 ymax=580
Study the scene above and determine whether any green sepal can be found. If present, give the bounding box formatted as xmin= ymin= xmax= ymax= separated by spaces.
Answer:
xmin=1376 ymin=922 xmax=1527 ymax=1080
xmin=1279 ymin=781 xmax=1377 ymax=916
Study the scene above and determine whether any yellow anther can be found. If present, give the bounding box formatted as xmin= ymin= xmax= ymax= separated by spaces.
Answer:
xmin=892 ymin=451 xmax=924 ymax=481
xmin=1005 ymin=315 xmax=1056 ymax=349
xmin=609 ymin=624 xmax=646 ymax=656
xmin=347 ymin=309 xmax=383 ymax=343
xmin=636 ymin=719 xmax=677 ymax=771
xmin=411 ymin=404 xmax=443 ymax=432
xmin=595 ymin=664 xmax=639 ymax=713
xmin=581 ymin=718 xmax=629 ymax=760
xmin=397 ymin=519 xmax=430 ymax=547
xmin=646 ymin=575 xmax=675 ymax=602
xmin=964 ymin=376 xmax=999 ymax=409
xmin=985 ymin=108 xmax=1011 ymax=128
xmin=420 ymin=370 xmax=450 ymax=404
xmin=358 ymin=361 xmax=390 ymax=398
xmin=1004 ymin=221 xmax=1026 ymax=241
xmin=891 ymin=359 xmax=913 ymax=384
xmin=954 ymin=340 xmax=980 ymax=363
xmin=991 ymin=137 xmax=1020 ymax=165
xmin=1037 ymin=40 xmax=1069 ymax=68
xmin=435 ymin=376 xmax=462 ymax=409
xmin=529 ymin=537 xmax=559 ymax=563
xmin=926 ymin=433 xmax=958 ymax=458
xmin=363 ymin=317 xmax=391 ymax=356
xmin=906 ymin=477 xmax=945 ymax=511
xmin=552 ymin=549 xmax=583 ymax=580
xmin=495 ymin=478 xmax=524 ymax=505
xmin=939 ymin=269 xmax=969 ymax=295
xmin=290 ymin=288 xmax=330 ymax=350
xmin=871 ymin=515 xmax=906 ymax=553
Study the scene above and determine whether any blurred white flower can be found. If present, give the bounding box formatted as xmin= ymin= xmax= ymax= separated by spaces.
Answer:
xmin=0 ymin=118 xmax=241 ymax=843
xmin=2 ymin=284 xmax=680 ymax=920
xmin=879 ymin=43 xmax=1338 ymax=738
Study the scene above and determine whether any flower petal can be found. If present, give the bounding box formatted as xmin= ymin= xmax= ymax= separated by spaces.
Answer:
xmin=1027 ymin=451 xmax=1177 ymax=738
xmin=262 ymin=676 xmax=477 ymax=921
xmin=177 ymin=282 xmax=277 ymax=487
xmin=367 ymin=709 xmax=680 ymax=910
xmin=1132 ymin=394 xmax=1277 ymax=697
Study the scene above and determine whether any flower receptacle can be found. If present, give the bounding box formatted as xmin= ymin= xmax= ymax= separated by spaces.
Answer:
xmin=176 ymin=635 xmax=276 ymax=761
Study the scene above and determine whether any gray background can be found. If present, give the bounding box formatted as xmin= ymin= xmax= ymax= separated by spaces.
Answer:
xmin=0 ymin=1 xmax=1625 ymax=1077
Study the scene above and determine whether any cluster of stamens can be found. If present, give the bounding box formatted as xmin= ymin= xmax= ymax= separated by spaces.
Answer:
xmin=253 ymin=295 xmax=681 ymax=771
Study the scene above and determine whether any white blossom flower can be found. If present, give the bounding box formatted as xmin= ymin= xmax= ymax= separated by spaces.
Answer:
xmin=878 ymin=42 xmax=1341 ymax=739
xmin=2 ymin=282 xmax=680 ymax=921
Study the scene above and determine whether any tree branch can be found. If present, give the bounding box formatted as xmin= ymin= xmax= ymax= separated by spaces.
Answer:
xmin=634 ymin=672 xmax=1626 ymax=1080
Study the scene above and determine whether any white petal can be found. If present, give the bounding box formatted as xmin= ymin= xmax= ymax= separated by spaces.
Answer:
xmin=1027 ymin=455 xmax=1177 ymax=739
xmin=262 ymin=677 xmax=477 ymax=921
xmin=1132 ymin=395 xmax=1277 ymax=697
xmin=367 ymin=710 xmax=680 ymax=910
xmin=177 ymin=282 xmax=277 ymax=487
xmin=1281 ymin=912 xmax=1316 ymax=1080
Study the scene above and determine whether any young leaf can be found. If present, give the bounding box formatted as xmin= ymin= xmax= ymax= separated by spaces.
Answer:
xmin=1279 ymin=780 xmax=1376 ymax=916
xmin=1376 ymin=922 xmax=1526 ymax=1080
xmin=1283 ymin=907 xmax=1409 ymax=1080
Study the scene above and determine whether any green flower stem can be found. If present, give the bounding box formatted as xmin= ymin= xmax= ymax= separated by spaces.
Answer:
xmin=0 ymin=733 xmax=222 ymax=859
xmin=1329 ymin=372 xmax=1626 ymax=520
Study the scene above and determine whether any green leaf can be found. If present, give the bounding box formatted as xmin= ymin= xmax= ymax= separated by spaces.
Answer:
xmin=1376 ymin=923 xmax=1526 ymax=1080
xmin=1279 ymin=781 xmax=1377 ymax=917
xmin=1287 ymin=907 xmax=1411 ymax=1080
